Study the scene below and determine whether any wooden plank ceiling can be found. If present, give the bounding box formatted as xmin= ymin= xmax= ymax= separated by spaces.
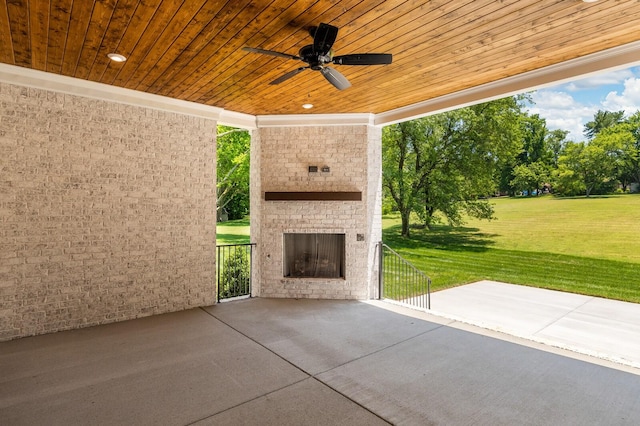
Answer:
xmin=2 ymin=0 xmax=640 ymax=116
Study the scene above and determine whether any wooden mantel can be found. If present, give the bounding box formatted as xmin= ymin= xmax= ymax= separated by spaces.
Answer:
xmin=264 ymin=191 xmax=362 ymax=201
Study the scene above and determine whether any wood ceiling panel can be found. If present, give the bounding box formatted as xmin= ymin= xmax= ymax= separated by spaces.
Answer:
xmin=343 ymin=3 xmax=635 ymax=113
xmin=45 ymin=0 xmax=73 ymax=74
xmin=108 ymin=0 xmax=184 ymax=86
xmin=62 ymin=1 xmax=99 ymax=77
xmin=97 ymin=0 xmax=160 ymax=84
xmin=133 ymin=0 xmax=229 ymax=92
xmin=6 ymin=0 xmax=30 ymax=67
xmin=2 ymin=0 xmax=640 ymax=117
xmin=144 ymin=0 xmax=285 ymax=95
xmin=122 ymin=0 xmax=210 ymax=88
xmin=164 ymin=0 xmax=288 ymax=100
xmin=0 ymin=1 xmax=16 ymax=64
xmin=28 ymin=0 xmax=48 ymax=70
xmin=85 ymin=0 xmax=138 ymax=81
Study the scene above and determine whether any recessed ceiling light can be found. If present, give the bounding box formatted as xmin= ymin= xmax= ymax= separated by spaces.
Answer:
xmin=107 ymin=53 xmax=127 ymax=62
xmin=302 ymin=103 xmax=313 ymax=109
xmin=582 ymin=0 xmax=599 ymax=2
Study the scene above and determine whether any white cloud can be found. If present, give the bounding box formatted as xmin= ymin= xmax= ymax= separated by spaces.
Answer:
xmin=527 ymin=90 xmax=596 ymax=141
xmin=602 ymin=77 xmax=640 ymax=113
xmin=526 ymin=67 xmax=640 ymax=141
xmin=563 ymin=68 xmax=635 ymax=91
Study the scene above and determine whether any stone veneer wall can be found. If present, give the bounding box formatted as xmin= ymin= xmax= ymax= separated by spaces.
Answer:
xmin=251 ymin=124 xmax=382 ymax=299
xmin=0 ymin=82 xmax=217 ymax=341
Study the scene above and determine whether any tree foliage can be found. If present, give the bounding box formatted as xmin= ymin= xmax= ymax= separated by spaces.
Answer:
xmin=554 ymin=110 xmax=640 ymax=196
xmin=510 ymin=161 xmax=549 ymax=196
xmin=555 ymin=138 xmax=619 ymax=197
xmin=382 ymin=97 xmax=524 ymax=236
xmin=583 ymin=110 xmax=624 ymax=140
xmin=498 ymin=114 xmax=565 ymax=196
xmin=217 ymin=125 xmax=250 ymax=220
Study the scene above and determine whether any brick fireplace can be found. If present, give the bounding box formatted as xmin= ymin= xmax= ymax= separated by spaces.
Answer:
xmin=250 ymin=117 xmax=382 ymax=300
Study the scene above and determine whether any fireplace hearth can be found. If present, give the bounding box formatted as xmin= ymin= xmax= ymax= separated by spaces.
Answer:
xmin=283 ymin=233 xmax=345 ymax=278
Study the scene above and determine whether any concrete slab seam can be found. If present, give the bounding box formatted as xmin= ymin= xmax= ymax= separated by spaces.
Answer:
xmin=184 ymin=377 xmax=311 ymax=425
xmin=529 ymin=296 xmax=596 ymax=336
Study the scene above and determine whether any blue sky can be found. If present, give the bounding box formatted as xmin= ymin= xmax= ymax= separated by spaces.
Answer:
xmin=525 ymin=66 xmax=640 ymax=142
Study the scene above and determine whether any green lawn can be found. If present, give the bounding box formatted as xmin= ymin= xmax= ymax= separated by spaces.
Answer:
xmin=216 ymin=217 xmax=250 ymax=245
xmin=217 ymin=195 xmax=640 ymax=303
xmin=383 ymin=194 xmax=640 ymax=303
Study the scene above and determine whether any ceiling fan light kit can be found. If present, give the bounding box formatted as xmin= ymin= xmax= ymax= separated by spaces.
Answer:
xmin=242 ymin=23 xmax=392 ymax=90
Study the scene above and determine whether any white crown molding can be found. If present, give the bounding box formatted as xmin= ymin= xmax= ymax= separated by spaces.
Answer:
xmin=256 ymin=113 xmax=375 ymax=127
xmin=375 ymin=40 xmax=640 ymax=126
xmin=0 ymin=63 xmax=227 ymax=121
xmin=218 ymin=109 xmax=257 ymax=129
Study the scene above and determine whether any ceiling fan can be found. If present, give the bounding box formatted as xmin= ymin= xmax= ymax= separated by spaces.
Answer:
xmin=242 ymin=23 xmax=392 ymax=90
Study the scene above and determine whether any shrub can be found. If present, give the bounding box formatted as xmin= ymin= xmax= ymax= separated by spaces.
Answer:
xmin=219 ymin=248 xmax=251 ymax=298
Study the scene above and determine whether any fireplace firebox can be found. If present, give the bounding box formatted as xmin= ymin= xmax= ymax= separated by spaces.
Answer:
xmin=283 ymin=233 xmax=345 ymax=278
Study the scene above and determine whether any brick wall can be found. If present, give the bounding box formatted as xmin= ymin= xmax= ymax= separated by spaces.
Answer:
xmin=252 ymin=125 xmax=382 ymax=299
xmin=0 ymin=83 xmax=217 ymax=340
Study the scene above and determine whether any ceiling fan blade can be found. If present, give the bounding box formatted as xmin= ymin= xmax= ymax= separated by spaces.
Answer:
xmin=332 ymin=53 xmax=393 ymax=65
xmin=270 ymin=67 xmax=309 ymax=85
xmin=242 ymin=46 xmax=300 ymax=61
xmin=313 ymin=23 xmax=338 ymax=56
xmin=320 ymin=67 xmax=351 ymax=90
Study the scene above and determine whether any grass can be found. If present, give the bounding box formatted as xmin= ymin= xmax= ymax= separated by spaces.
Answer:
xmin=383 ymin=194 xmax=640 ymax=303
xmin=463 ymin=194 xmax=640 ymax=264
xmin=216 ymin=217 xmax=250 ymax=245
xmin=217 ymin=194 xmax=640 ymax=303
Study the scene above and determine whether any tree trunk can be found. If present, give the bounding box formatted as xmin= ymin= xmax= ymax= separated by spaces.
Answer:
xmin=400 ymin=210 xmax=411 ymax=237
xmin=424 ymin=203 xmax=436 ymax=230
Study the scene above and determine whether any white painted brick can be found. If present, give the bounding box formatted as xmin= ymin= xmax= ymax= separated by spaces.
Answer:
xmin=0 ymin=81 xmax=217 ymax=341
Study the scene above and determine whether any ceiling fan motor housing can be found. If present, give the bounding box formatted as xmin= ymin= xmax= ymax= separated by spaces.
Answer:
xmin=299 ymin=45 xmax=327 ymax=70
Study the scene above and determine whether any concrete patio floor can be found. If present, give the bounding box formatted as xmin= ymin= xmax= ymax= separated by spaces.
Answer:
xmin=425 ymin=280 xmax=640 ymax=368
xmin=2 ymin=295 xmax=640 ymax=425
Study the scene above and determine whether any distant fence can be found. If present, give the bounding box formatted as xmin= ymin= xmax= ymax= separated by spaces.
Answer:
xmin=378 ymin=242 xmax=431 ymax=310
xmin=216 ymin=243 xmax=255 ymax=301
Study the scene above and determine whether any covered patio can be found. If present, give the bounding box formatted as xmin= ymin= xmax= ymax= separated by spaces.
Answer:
xmin=2 ymin=297 xmax=639 ymax=425
xmin=3 ymin=0 xmax=640 ymax=340
xmin=2 ymin=2 xmax=640 ymax=423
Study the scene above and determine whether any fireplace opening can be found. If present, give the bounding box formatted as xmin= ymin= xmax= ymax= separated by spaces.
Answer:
xmin=283 ymin=233 xmax=345 ymax=278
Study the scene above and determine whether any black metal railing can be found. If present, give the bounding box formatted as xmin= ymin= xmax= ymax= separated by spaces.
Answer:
xmin=216 ymin=243 xmax=255 ymax=301
xmin=378 ymin=242 xmax=431 ymax=309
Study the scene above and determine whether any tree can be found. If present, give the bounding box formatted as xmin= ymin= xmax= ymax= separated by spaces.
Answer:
xmin=546 ymin=129 xmax=569 ymax=168
xmin=590 ymin=123 xmax=637 ymax=192
xmin=519 ymin=114 xmax=549 ymax=164
xmin=382 ymin=122 xmax=423 ymax=237
xmin=584 ymin=110 xmax=624 ymax=140
xmin=553 ymin=143 xmax=585 ymax=197
xmin=382 ymin=97 xmax=524 ymax=236
xmin=616 ymin=112 xmax=640 ymax=188
xmin=556 ymin=137 xmax=619 ymax=197
xmin=510 ymin=161 xmax=549 ymax=196
xmin=217 ymin=126 xmax=250 ymax=220
xmin=499 ymin=113 xmax=556 ymax=195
